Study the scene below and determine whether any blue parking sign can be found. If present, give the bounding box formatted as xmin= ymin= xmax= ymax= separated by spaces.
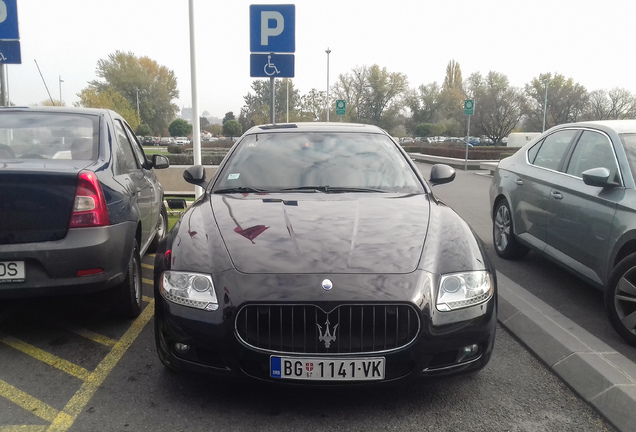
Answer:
xmin=0 ymin=0 xmax=19 ymax=40
xmin=250 ymin=4 xmax=295 ymax=53
xmin=0 ymin=40 xmax=20 ymax=63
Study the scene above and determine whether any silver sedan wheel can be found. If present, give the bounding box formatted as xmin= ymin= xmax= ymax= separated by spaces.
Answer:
xmin=494 ymin=204 xmax=511 ymax=254
xmin=613 ymin=266 xmax=636 ymax=338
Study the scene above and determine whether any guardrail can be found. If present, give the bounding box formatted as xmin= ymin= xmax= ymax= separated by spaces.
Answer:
xmin=408 ymin=153 xmax=499 ymax=171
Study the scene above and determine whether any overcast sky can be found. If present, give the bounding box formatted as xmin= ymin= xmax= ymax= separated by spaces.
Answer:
xmin=6 ymin=0 xmax=634 ymax=119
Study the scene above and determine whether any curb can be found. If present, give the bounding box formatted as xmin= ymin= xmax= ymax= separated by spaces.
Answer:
xmin=497 ymin=272 xmax=636 ymax=432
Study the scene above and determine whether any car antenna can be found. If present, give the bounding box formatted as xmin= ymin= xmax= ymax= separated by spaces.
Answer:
xmin=34 ymin=59 xmax=55 ymax=105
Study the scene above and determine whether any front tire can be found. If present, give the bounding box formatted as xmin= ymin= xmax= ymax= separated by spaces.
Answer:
xmin=492 ymin=198 xmax=529 ymax=259
xmin=605 ymin=253 xmax=636 ymax=346
xmin=111 ymin=239 xmax=143 ymax=319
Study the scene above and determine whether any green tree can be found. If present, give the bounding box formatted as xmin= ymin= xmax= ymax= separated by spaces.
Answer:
xmin=333 ymin=65 xmax=408 ymax=128
xmin=136 ymin=124 xmax=152 ymax=136
xmin=239 ymin=79 xmax=301 ymax=129
xmin=437 ymin=60 xmax=465 ymax=136
xmin=223 ymin=111 xmax=236 ymax=124
xmin=200 ymin=117 xmax=210 ymax=129
xmin=168 ymin=118 xmax=192 ymax=137
xmin=404 ymin=83 xmax=441 ymax=133
xmin=207 ymin=124 xmax=223 ymax=136
xmin=76 ymin=87 xmax=140 ymax=130
xmin=223 ymin=119 xmax=242 ymax=138
xmin=414 ymin=123 xmax=446 ymax=137
xmin=299 ymin=88 xmax=327 ymax=121
xmin=524 ymin=73 xmax=588 ymax=131
xmin=80 ymin=51 xmax=179 ymax=136
xmin=465 ymin=71 xmax=527 ymax=145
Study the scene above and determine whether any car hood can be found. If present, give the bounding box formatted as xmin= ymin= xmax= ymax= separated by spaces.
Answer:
xmin=210 ymin=193 xmax=430 ymax=274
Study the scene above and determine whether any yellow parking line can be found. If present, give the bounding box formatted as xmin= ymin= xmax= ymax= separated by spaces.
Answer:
xmin=142 ymin=277 xmax=153 ymax=285
xmin=0 ymin=336 xmax=91 ymax=381
xmin=56 ymin=325 xmax=117 ymax=348
xmin=141 ymin=263 xmax=153 ymax=270
xmin=46 ymin=300 xmax=155 ymax=432
xmin=0 ymin=378 xmax=61 ymax=422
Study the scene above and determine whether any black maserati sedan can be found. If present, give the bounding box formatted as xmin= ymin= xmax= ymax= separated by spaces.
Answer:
xmin=154 ymin=122 xmax=497 ymax=385
xmin=0 ymin=106 xmax=169 ymax=318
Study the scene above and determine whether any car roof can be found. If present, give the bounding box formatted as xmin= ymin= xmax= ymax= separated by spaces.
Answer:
xmin=243 ymin=122 xmax=389 ymax=135
xmin=555 ymin=119 xmax=636 ymax=134
xmin=0 ymin=106 xmax=114 ymax=116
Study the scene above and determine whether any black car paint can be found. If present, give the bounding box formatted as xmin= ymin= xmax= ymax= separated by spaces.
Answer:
xmin=154 ymin=123 xmax=497 ymax=383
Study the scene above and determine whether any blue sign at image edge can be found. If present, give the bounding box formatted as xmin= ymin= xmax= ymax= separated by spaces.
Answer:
xmin=0 ymin=40 xmax=21 ymax=64
xmin=0 ymin=0 xmax=20 ymax=40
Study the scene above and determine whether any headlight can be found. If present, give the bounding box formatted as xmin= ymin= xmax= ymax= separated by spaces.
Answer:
xmin=161 ymin=271 xmax=218 ymax=311
xmin=436 ymin=271 xmax=493 ymax=311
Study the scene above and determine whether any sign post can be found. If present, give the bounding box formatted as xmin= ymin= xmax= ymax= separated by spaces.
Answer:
xmin=250 ymin=4 xmax=295 ymax=124
xmin=336 ymin=99 xmax=346 ymax=117
xmin=0 ymin=0 xmax=20 ymax=106
xmin=464 ymin=99 xmax=474 ymax=170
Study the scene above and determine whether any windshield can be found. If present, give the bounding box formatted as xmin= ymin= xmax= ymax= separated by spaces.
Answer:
xmin=213 ymin=131 xmax=425 ymax=194
xmin=0 ymin=112 xmax=99 ymax=161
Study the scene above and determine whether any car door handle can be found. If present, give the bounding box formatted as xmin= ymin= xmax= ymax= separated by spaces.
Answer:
xmin=551 ymin=191 xmax=563 ymax=200
xmin=514 ymin=179 xmax=523 ymax=185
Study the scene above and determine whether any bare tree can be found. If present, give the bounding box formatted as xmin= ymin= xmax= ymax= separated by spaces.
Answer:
xmin=465 ymin=71 xmax=526 ymax=144
xmin=524 ymin=73 xmax=588 ymax=130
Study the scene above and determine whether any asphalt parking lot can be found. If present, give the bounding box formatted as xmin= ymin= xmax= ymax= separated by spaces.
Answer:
xmin=0 ymin=261 xmax=155 ymax=430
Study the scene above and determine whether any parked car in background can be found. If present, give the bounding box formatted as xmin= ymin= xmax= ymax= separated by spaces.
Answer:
xmin=160 ymin=137 xmax=176 ymax=146
xmin=399 ymin=137 xmax=414 ymax=144
xmin=175 ymin=137 xmax=188 ymax=145
xmin=490 ymin=120 xmax=636 ymax=345
xmin=153 ymin=122 xmax=497 ymax=384
xmin=0 ymin=106 xmax=170 ymax=318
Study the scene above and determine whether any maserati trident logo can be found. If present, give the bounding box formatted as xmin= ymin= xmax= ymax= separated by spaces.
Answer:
xmin=317 ymin=317 xmax=338 ymax=348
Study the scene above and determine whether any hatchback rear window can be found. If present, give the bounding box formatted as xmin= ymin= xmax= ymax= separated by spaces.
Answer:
xmin=0 ymin=112 xmax=99 ymax=161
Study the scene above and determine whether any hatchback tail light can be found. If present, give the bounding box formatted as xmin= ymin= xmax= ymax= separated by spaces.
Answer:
xmin=69 ymin=170 xmax=109 ymax=228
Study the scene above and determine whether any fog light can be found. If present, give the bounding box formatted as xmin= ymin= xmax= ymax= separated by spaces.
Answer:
xmin=174 ymin=343 xmax=190 ymax=354
xmin=458 ymin=344 xmax=479 ymax=362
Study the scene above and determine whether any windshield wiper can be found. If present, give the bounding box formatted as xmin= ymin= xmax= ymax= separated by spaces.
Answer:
xmin=214 ymin=186 xmax=268 ymax=194
xmin=279 ymin=186 xmax=385 ymax=193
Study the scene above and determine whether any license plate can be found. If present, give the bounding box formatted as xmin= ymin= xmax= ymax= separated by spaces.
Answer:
xmin=0 ymin=261 xmax=25 ymax=283
xmin=270 ymin=356 xmax=385 ymax=381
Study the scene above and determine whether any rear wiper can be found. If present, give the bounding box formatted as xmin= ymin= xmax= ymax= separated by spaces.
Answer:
xmin=279 ymin=186 xmax=385 ymax=193
xmin=214 ymin=186 xmax=268 ymax=194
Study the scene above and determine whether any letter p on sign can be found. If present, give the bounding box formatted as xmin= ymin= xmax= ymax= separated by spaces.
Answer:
xmin=261 ymin=11 xmax=284 ymax=45
xmin=250 ymin=4 xmax=295 ymax=53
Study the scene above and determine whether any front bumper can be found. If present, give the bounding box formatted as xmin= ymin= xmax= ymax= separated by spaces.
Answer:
xmin=154 ymin=295 xmax=497 ymax=385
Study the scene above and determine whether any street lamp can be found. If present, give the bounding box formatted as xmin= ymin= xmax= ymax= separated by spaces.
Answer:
xmin=325 ymin=48 xmax=331 ymax=122
xmin=542 ymin=79 xmax=548 ymax=133
xmin=135 ymin=87 xmax=140 ymax=119
xmin=58 ymin=76 xmax=63 ymax=106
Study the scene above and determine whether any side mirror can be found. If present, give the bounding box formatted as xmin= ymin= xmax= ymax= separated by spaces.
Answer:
xmin=429 ymin=164 xmax=456 ymax=186
xmin=151 ymin=154 xmax=170 ymax=169
xmin=183 ymin=165 xmax=208 ymax=188
xmin=582 ymin=167 xmax=616 ymax=188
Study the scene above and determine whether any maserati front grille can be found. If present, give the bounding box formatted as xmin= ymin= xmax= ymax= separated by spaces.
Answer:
xmin=236 ymin=304 xmax=420 ymax=354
